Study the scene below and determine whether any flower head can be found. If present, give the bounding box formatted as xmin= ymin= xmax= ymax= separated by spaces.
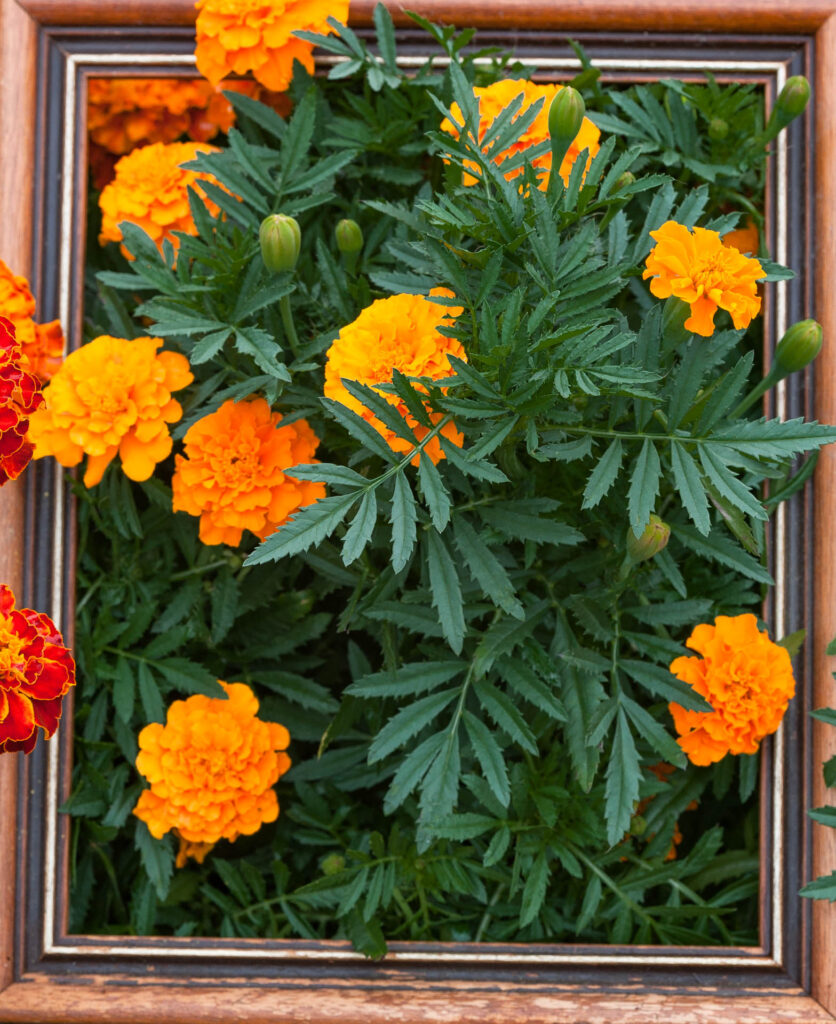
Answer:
xmin=98 ymin=141 xmax=227 ymax=258
xmin=324 ymin=292 xmax=466 ymax=465
xmin=0 ymin=317 xmax=44 ymax=486
xmin=643 ymin=220 xmax=764 ymax=337
xmin=171 ymin=398 xmax=325 ymax=546
xmin=668 ymin=613 xmax=795 ymax=766
xmin=0 ymin=584 xmax=76 ymax=755
xmin=195 ymin=0 xmax=350 ymax=92
xmin=439 ymin=79 xmax=601 ymax=190
xmin=27 ymin=334 xmax=193 ymax=487
xmin=132 ymin=681 xmax=291 ymax=866
xmin=0 ymin=260 xmax=65 ymax=382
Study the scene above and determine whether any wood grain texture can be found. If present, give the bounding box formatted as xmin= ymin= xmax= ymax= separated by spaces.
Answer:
xmin=0 ymin=0 xmax=37 ymax=998
xmin=11 ymin=0 xmax=836 ymax=30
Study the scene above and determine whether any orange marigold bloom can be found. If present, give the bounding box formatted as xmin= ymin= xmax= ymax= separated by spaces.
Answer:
xmin=0 ymin=584 xmax=76 ymax=755
xmin=324 ymin=292 xmax=467 ymax=465
xmin=27 ymin=335 xmax=193 ymax=487
xmin=195 ymin=0 xmax=350 ymax=93
xmin=439 ymin=79 xmax=601 ymax=191
xmin=171 ymin=397 xmax=326 ymax=546
xmin=98 ymin=141 xmax=227 ymax=258
xmin=722 ymin=217 xmax=759 ymax=257
xmin=132 ymin=681 xmax=291 ymax=867
xmin=643 ymin=220 xmax=765 ymax=337
xmin=668 ymin=613 xmax=795 ymax=766
xmin=0 ymin=260 xmax=65 ymax=383
xmin=0 ymin=317 xmax=43 ymax=487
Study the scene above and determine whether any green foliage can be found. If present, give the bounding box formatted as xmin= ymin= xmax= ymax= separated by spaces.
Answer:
xmin=801 ymin=637 xmax=836 ymax=903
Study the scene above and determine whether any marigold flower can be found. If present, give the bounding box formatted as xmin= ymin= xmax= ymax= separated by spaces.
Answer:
xmin=98 ymin=141 xmax=227 ymax=258
xmin=0 ymin=317 xmax=43 ymax=486
xmin=195 ymin=0 xmax=350 ymax=93
xmin=171 ymin=398 xmax=325 ymax=546
xmin=0 ymin=260 xmax=65 ymax=383
xmin=722 ymin=218 xmax=759 ymax=257
xmin=439 ymin=79 xmax=601 ymax=191
xmin=324 ymin=292 xmax=467 ymax=465
xmin=0 ymin=584 xmax=76 ymax=755
xmin=27 ymin=335 xmax=193 ymax=487
xmin=668 ymin=613 xmax=795 ymax=766
xmin=132 ymin=681 xmax=291 ymax=866
xmin=643 ymin=220 xmax=764 ymax=337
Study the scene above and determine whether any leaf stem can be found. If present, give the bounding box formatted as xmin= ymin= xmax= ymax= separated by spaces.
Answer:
xmin=279 ymin=293 xmax=300 ymax=359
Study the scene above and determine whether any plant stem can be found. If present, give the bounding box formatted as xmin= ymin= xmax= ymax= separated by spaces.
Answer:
xmin=279 ymin=293 xmax=300 ymax=359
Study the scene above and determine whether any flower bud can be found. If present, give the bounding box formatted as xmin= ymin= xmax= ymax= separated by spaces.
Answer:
xmin=774 ymin=318 xmax=822 ymax=374
xmin=776 ymin=76 xmax=811 ymax=122
xmin=614 ymin=170 xmax=636 ymax=192
xmin=548 ymin=86 xmax=585 ymax=167
xmin=259 ymin=214 xmax=301 ymax=273
xmin=708 ymin=118 xmax=729 ymax=140
xmin=335 ymin=218 xmax=363 ymax=254
xmin=321 ymin=853 xmax=346 ymax=876
xmin=629 ymin=814 xmax=648 ymax=837
xmin=627 ymin=514 xmax=671 ymax=563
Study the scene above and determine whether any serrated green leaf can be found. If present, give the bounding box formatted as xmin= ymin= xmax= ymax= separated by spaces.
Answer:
xmin=135 ymin=820 xmax=173 ymax=900
xmin=342 ymin=489 xmax=377 ymax=565
xmin=520 ymin=849 xmax=550 ymax=927
xmin=675 ymin=523 xmax=773 ymax=585
xmin=473 ymin=678 xmax=538 ymax=754
xmin=670 ymin=442 xmax=710 ymax=534
xmin=605 ymin=708 xmax=641 ymax=847
xmin=582 ymin=438 xmax=623 ymax=509
xmin=246 ymin=492 xmax=358 ymax=565
xmin=628 ymin=438 xmax=661 ymax=536
xmin=426 ymin=528 xmax=465 ymax=654
xmin=390 ymin=472 xmax=417 ymax=573
xmin=463 ymin=710 xmax=510 ymax=808
xmin=418 ymin=452 xmax=451 ymax=530
xmin=620 ymin=658 xmax=712 ymax=712
xmin=368 ymin=688 xmax=458 ymax=763
xmin=346 ymin=660 xmax=465 ymax=698
xmin=453 ymin=516 xmax=523 ymax=619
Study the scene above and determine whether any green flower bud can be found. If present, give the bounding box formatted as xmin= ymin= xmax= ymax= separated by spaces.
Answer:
xmin=259 ymin=214 xmax=301 ymax=273
xmin=548 ymin=86 xmax=585 ymax=168
xmin=627 ymin=514 xmax=671 ymax=563
xmin=321 ymin=853 xmax=346 ymax=876
xmin=776 ymin=76 xmax=811 ymax=122
xmin=614 ymin=170 xmax=636 ymax=192
xmin=629 ymin=814 xmax=648 ymax=837
xmin=335 ymin=218 xmax=363 ymax=254
xmin=774 ymin=318 xmax=822 ymax=374
xmin=708 ymin=118 xmax=729 ymax=140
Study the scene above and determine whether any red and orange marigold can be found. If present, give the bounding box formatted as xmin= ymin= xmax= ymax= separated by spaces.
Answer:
xmin=668 ymin=613 xmax=796 ymax=766
xmin=439 ymin=79 xmax=601 ymax=191
xmin=0 ymin=584 xmax=76 ymax=755
xmin=0 ymin=259 xmax=65 ymax=383
xmin=132 ymin=681 xmax=291 ymax=867
xmin=27 ymin=334 xmax=193 ymax=487
xmin=98 ymin=140 xmax=228 ymax=258
xmin=194 ymin=0 xmax=350 ymax=93
xmin=324 ymin=292 xmax=467 ymax=465
xmin=0 ymin=316 xmax=43 ymax=487
xmin=171 ymin=397 xmax=326 ymax=546
xmin=643 ymin=220 xmax=765 ymax=337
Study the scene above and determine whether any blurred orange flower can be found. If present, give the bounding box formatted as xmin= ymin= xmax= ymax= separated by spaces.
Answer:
xmin=668 ymin=614 xmax=795 ymax=766
xmin=98 ymin=140 xmax=227 ymax=258
xmin=132 ymin=681 xmax=291 ymax=867
xmin=0 ymin=583 xmax=76 ymax=755
xmin=324 ymin=292 xmax=466 ymax=465
xmin=643 ymin=220 xmax=764 ymax=337
xmin=0 ymin=317 xmax=43 ymax=487
xmin=28 ymin=334 xmax=192 ymax=487
xmin=722 ymin=217 xmax=759 ymax=257
xmin=439 ymin=79 xmax=601 ymax=190
xmin=171 ymin=397 xmax=326 ymax=546
xmin=195 ymin=0 xmax=350 ymax=92
xmin=0 ymin=260 xmax=65 ymax=383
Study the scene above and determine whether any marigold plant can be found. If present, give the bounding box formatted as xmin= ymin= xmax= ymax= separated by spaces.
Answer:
xmin=133 ymin=681 xmax=291 ymax=867
xmin=324 ymin=292 xmax=466 ymax=465
xmin=0 ymin=584 xmax=75 ymax=755
xmin=668 ymin=614 xmax=796 ymax=766
xmin=0 ymin=316 xmax=43 ymax=486
xmin=194 ymin=0 xmax=350 ymax=92
xmin=439 ymin=79 xmax=601 ymax=190
xmin=0 ymin=259 xmax=65 ymax=382
xmin=28 ymin=334 xmax=192 ymax=487
xmin=643 ymin=220 xmax=764 ymax=336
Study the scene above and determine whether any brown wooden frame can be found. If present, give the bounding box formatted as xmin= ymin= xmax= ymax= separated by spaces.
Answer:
xmin=2 ymin=0 xmax=836 ymax=1020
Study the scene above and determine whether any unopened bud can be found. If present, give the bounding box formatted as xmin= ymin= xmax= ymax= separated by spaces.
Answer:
xmin=708 ymin=118 xmax=729 ymax=140
xmin=614 ymin=170 xmax=636 ymax=192
xmin=548 ymin=86 xmax=585 ymax=168
xmin=776 ymin=76 xmax=811 ymax=123
xmin=321 ymin=853 xmax=346 ymax=876
xmin=627 ymin=514 xmax=671 ymax=563
xmin=259 ymin=213 xmax=301 ymax=273
xmin=629 ymin=814 xmax=648 ymax=837
xmin=774 ymin=318 xmax=822 ymax=374
xmin=335 ymin=219 xmax=363 ymax=254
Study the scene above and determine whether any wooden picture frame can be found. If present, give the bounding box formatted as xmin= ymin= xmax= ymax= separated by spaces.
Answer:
xmin=1 ymin=0 xmax=836 ymax=1019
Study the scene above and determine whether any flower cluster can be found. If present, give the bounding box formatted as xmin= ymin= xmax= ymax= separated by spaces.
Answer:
xmin=28 ymin=334 xmax=192 ymax=487
xmin=0 ymin=260 xmax=64 ymax=383
xmin=0 ymin=584 xmax=76 ymax=755
xmin=132 ymin=681 xmax=291 ymax=867
xmin=643 ymin=220 xmax=764 ymax=336
xmin=439 ymin=79 xmax=601 ymax=190
xmin=195 ymin=0 xmax=350 ymax=92
xmin=172 ymin=398 xmax=325 ymax=546
xmin=98 ymin=141 xmax=227 ymax=258
xmin=0 ymin=317 xmax=43 ymax=486
xmin=324 ymin=292 xmax=467 ymax=465
xmin=668 ymin=614 xmax=796 ymax=766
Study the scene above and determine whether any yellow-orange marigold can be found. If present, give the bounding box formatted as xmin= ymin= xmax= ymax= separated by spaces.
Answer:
xmin=643 ymin=220 xmax=765 ymax=337
xmin=439 ymin=79 xmax=601 ymax=191
xmin=171 ymin=397 xmax=326 ymax=546
xmin=98 ymin=141 xmax=227 ymax=258
xmin=132 ymin=681 xmax=291 ymax=867
xmin=27 ymin=335 xmax=193 ymax=487
xmin=668 ymin=613 xmax=795 ymax=766
xmin=0 ymin=260 xmax=65 ymax=383
xmin=324 ymin=292 xmax=467 ymax=465
xmin=195 ymin=0 xmax=350 ymax=93
xmin=722 ymin=217 xmax=759 ymax=257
